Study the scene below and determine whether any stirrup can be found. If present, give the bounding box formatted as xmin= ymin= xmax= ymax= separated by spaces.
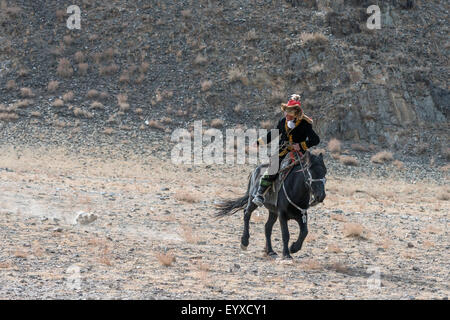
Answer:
xmin=252 ymin=194 xmax=265 ymax=207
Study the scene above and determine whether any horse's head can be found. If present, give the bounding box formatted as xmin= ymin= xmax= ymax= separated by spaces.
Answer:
xmin=303 ymin=151 xmax=327 ymax=206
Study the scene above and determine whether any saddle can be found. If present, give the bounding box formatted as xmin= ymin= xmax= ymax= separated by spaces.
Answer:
xmin=253 ymin=151 xmax=304 ymax=208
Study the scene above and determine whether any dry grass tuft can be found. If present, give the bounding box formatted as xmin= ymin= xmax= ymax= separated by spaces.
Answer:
xmin=51 ymin=99 xmax=64 ymax=108
xmin=174 ymin=190 xmax=201 ymax=203
xmin=302 ymin=259 xmax=322 ymax=271
xmin=74 ymin=51 xmax=84 ymax=63
xmin=371 ymin=151 xmax=394 ymax=164
xmin=327 ymin=138 xmax=341 ymax=154
xmin=330 ymin=214 xmax=346 ymax=222
xmin=0 ymin=112 xmax=19 ymax=121
xmin=201 ymin=80 xmax=213 ymax=92
xmin=103 ymin=127 xmax=114 ymax=135
xmin=6 ymin=80 xmax=16 ymax=90
xmin=393 ymin=160 xmax=404 ymax=170
xmin=210 ymin=118 xmax=224 ymax=128
xmin=117 ymin=94 xmax=130 ymax=111
xmin=99 ymin=63 xmax=119 ymax=76
xmin=78 ymin=63 xmax=88 ymax=75
xmin=351 ymin=143 xmax=369 ymax=152
xmin=260 ymin=120 xmax=272 ymax=129
xmin=147 ymin=120 xmax=164 ymax=130
xmin=155 ymin=251 xmax=176 ymax=267
xmin=73 ymin=107 xmax=93 ymax=118
xmin=86 ymin=89 xmax=99 ymax=99
xmin=194 ymin=54 xmax=207 ymax=65
xmin=90 ymin=101 xmax=104 ymax=110
xmin=343 ymin=223 xmax=366 ymax=239
xmin=228 ymin=67 xmax=248 ymax=85
xmin=328 ymin=262 xmax=350 ymax=274
xmin=57 ymin=58 xmax=73 ymax=78
xmin=300 ymin=32 xmax=328 ymax=45
xmin=339 ymin=155 xmax=359 ymax=166
xmin=181 ymin=225 xmax=200 ymax=244
xmin=20 ymin=87 xmax=34 ymax=97
xmin=325 ymin=244 xmax=342 ymax=253
xmin=62 ymin=91 xmax=74 ymax=102
xmin=47 ymin=81 xmax=59 ymax=92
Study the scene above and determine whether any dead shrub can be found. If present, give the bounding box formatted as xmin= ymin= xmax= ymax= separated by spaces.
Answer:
xmin=300 ymin=32 xmax=328 ymax=45
xmin=260 ymin=120 xmax=272 ymax=129
xmin=371 ymin=151 xmax=393 ymax=164
xmin=174 ymin=190 xmax=201 ymax=203
xmin=327 ymin=138 xmax=341 ymax=154
xmin=351 ymin=143 xmax=369 ymax=152
xmin=201 ymin=80 xmax=213 ymax=92
xmin=210 ymin=118 xmax=224 ymax=128
xmin=147 ymin=120 xmax=164 ymax=130
xmin=90 ymin=101 xmax=104 ymax=110
xmin=343 ymin=223 xmax=366 ymax=239
xmin=6 ymin=80 xmax=16 ymax=90
xmin=103 ymin=127 xmax=114 ymax=135
xmin=0 ymin=112 xmax=19 ymax=121
xmin=339 ymin=155 xmax=359 ymax=166
xmin=47 ymin=80 xmax=59 ymax=92
xmin=194 ymin=54 xmax=207 ymax=65
xmin=62 ymin=91 xmax=74 ymax=102
xmin=52 ymin=99 xmax=64 ymax=108
xmin=228 ymin=67 xmax=248 ymax=85
xmin=86 ymin=89 xmax=99 ymax=99
xmin=99 ymin=63 xmax=119 ymax=76
xmin=63 ymin=35 xmax=73 ymax=45
xmin=20 ymin=87 xmax=34 ymax=97
xmin=393 ymin=160 xmax=404 ymax=170
xmin=78 ymin=62 xmax=88 ymax=75
xmin=74 ymin=51 xmax=84 ymax=63
xmin=155 ymin=251 xmax=175 ymax=267
xmin=73 ymin=107 xmax=93 ymax=118
xmin=57 ymin=58 xmax=73 ymax=78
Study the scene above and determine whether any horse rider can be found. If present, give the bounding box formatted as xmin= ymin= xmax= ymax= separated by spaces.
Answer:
xmin=252 ymin=94 xmax=321 ymax=207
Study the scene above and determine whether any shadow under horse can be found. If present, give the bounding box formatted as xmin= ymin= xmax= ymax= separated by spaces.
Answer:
xmin=216 ymin=150 xmax=327 ymax=259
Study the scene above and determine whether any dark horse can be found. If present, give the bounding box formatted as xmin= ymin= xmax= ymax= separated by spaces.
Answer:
xmin=216 ymin=151 xmax=327 ymax=259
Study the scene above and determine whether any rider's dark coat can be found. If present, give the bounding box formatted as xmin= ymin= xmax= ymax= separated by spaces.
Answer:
xmin=257 ymin=115 xmax=320 ymax=157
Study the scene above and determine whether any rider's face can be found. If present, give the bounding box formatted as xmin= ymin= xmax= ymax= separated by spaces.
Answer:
xmin=285 ymin=111 xmax=296 ymax=121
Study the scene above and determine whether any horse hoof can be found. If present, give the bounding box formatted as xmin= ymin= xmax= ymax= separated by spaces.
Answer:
xmin=240 ymin=244 xmax=248 ymax=251
xmin=266 ymin=251 xmax=278 ymax=259
xmin=282 ymin=255 xmax=293 ymax=260
xmin=289 ymin=245 xmax=299 ymax=254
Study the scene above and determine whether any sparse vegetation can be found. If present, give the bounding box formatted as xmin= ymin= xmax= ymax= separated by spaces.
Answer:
xmin=57 ymin=58 xmax=73 ymax=78
xmin=327 ymin=138 xmax=341 ymax=154
xmin=371 ymin=151 xmax=394 ymax=164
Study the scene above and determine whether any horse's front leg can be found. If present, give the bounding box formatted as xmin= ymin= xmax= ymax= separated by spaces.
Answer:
xmin=241 ymin=202 xmax=257 ymax=250
xmin=264 ymin=210 xmax=278 ymax=257
xmin=290 ymin=213 xmax=308 ymax=254
xmin=279 ymin=213 xmax=292 ymax=259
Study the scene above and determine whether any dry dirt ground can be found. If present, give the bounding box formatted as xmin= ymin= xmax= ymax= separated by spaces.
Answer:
xmin=0 ymin=145 xmax=448 ymax=300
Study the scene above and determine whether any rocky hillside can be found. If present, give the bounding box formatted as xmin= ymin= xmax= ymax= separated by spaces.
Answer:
xmin=0 ymin=0 xmax=448 ymax=159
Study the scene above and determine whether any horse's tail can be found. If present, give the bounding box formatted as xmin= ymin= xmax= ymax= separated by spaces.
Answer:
xmin=215 ymin=172 xmax=252 ymax=218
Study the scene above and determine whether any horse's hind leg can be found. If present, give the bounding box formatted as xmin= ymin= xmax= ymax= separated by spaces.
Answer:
xmin=290 ymin=214 xmax=308 ymax=254
xmin=264 ymin=210 xmax=278 ymax=257
xmin=240 ymin=201 xmax=257 ymax=250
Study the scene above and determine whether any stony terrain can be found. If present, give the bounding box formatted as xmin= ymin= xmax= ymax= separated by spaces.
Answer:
xmin=0 ymin=0 xmax=448 ymax=300
xmin=0 ymin=141 xmax=448 ymax=299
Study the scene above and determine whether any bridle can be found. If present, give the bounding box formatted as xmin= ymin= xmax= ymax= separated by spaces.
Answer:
xmin=281 ymin=151 xmax=326 ymax=216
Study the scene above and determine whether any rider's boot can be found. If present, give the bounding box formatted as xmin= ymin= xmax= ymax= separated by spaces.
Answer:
xmin=252 ymin=183 xmax=270 ymax=207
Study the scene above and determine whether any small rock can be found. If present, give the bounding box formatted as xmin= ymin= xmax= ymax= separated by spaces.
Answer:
xmin=407 ymin=242 xmax=414 ymax=248
xmin=76 ymin=211 xmax=98 ymax=225
xmin=53 ymin=227 xmax=63 ymax=232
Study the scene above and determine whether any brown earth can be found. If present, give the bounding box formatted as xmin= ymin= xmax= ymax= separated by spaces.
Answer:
xmin=0 ymin=144 xmax=448 ymax=299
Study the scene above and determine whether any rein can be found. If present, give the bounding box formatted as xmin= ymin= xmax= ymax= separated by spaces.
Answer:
xmin=281 ymin=151 xmax=326 ymax=215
